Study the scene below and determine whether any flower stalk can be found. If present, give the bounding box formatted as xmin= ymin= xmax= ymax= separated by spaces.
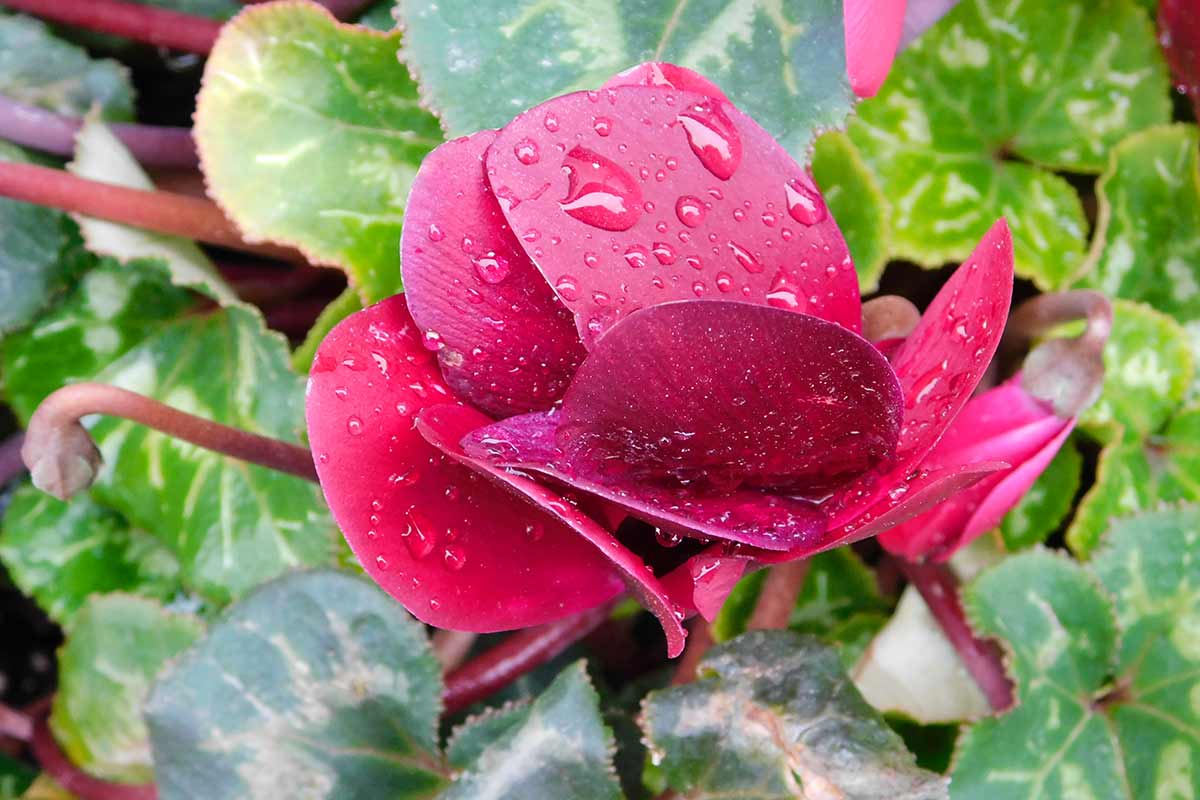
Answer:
xmin=0 ymin=0 xmax=221 ymax=54
xmin=29 ymin=702 xmax=156 ymax=800
xmin=746 ymin=559 xmax=810 ymax=631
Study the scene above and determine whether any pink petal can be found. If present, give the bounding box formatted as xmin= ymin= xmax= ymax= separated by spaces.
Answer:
xmin=845 ymin=0 xmax=908 ymax=97
xmin=601 ymin=62 xmax=731 ymax=103
xmin=463 ymin=409 xmax=828 ymax=551
xmin=686 ymin=551 xmax=749 ymax=621
xmin=484 ymin=84 xmax=861 ymax=345
xmin=400 ymin=130 xmax=587 ymax=417
xmin=414 ymin=402 xmax=688 ymax=657
xmin=305 ymin=296 xmax=623 ymax=632
xmin=556 ymin=300 xmax=901 ymax=493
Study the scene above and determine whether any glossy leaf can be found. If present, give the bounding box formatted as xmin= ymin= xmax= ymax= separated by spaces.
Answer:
xmin=849 ymin=0 xmax=1168 ymax=287
xmin=1078 ymin=125 xmax=1200 ymax=334
xmin=0 ymin=12 xmax=134 ymax=119
xmin=440 ymin=662 xmax=622 ymax=800
xmin=0 ymin=483 xmax=180 ymax=626
xmin=146 ymin=571 xmax=449 ymax=800
xmin=399 ymin=0 xmax=854 ymax=158
xmin=999 ymin=438 xmax=1082 ymax=551
xmin=87 ymin=305 xmax=339 ymax=604
xmin=812 ymin=130 xmax=890 ymax=292
xmin=641 ymin=630 xmax=947 ymax=799
xmin=957 ymin=508 xmax=1200 ymax=799
xmin=51 ymin=595 xmax=203 ymax=784
xmin=1 ymin=258 xmax=195 ymax=424
xmin=68 ymin=118 xmax=237 ymax=305
xmin=195 ymin=2 xmax=443 ymax=302
xmin=0 ymin=142 xmax=72 ymax=336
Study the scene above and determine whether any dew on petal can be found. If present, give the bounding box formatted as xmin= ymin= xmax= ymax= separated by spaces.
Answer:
xmin=785 ymin=176 xmax=828 ymax=225
xmin=676 ymin=99 xmax=742 ymax=180
xmin=675 ymin=194 xmax=706 ymax=227
xmin=559 ymin=145 xmax=642 ymax=231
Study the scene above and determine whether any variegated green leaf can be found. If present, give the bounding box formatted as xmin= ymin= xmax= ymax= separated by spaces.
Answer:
xmin=398 ymin=0 xmax=853 ymax=159
xmin=0 ymin=12 xmax=134 ymax=119
xmin=849 ymin=0 xmax=1169 ymax=288
xmin=441 ymin=662 xmax=622 ymax=800
xmin=196 ymin=2 xmax=442 ymax=303
xmin=0 ymin=482 xmax=180 ymax=625
xmin=146 ymin=570 xmax=449 ymax=800
xmin=812 ymin=131 xmax=890 ymax=292
xmin=51 ymin=595 xmax=204 ymax=784
xmin=642 ymin=631 xmax=947 ymax=799
xmin=957 ymin=507 xmax=1200 ymax=799
xmin=1078 ymin=125 xmax=1200 ymax=352
xmin=999 ymin=438 xmax=1083 ymax=551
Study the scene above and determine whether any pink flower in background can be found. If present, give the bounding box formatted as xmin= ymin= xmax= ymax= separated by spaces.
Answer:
xmin=305 ymin=63 xmax=1014 ymax=656
xmin=845 ymin=0 xmax=908 ymax=96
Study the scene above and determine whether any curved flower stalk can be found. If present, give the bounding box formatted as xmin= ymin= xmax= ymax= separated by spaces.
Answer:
xmin=305 ymin=61 xmax=1016 ymax=657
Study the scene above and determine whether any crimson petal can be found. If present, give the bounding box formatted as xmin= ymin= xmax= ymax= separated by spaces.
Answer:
xmin=485 ymin=83 xmax=861 ymax=345
xmin=401 ymin=130 xmax=586 ymax=417
xmin=305 ymin=296 xmax=622 ymax=631
xmin=415 ymin=402 xmax=688 ymax=657
xmin=601 ymin=62 xmax=731 ymax=103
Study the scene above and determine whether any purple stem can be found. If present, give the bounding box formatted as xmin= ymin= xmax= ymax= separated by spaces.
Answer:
xmin=897 ymin=558 xmax=1014 ymax=712
xmin=0 ymin=97 xmax=198 ymax=169
xmin=30 ymin=701 xmax=156 ymax=800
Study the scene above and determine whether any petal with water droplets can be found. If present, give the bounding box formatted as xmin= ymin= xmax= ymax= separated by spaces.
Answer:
xmin=415 ymin=402 xmax=687 ymax=657
xmin=601 ymin=62 xmax=732 ymax=102
xmin=401 ymin=130 xmax=586 ymax=418
xmin=305 ymin=296 xmax=623 ymax=632
xmin=485 ymin=83 xmax=861 ymax=345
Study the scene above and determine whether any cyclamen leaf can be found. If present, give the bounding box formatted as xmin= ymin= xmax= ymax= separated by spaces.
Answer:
xmin=50 ymin=595 xmax=204 ymax=785
xmin=195 ymin=2 xmax=443 ymax=303
xmin=1078 ymin=124 xmax=1200 ymax=338
xmin=0 ymin=142 xmax=71 ymax=336
xmin=812 ymin=131 xmax=890 ymax=292
xmin=1 ymin=258 xmax=195 ymax=424
xmin=0 ymin=12 xmax=134 ymax=119
xmin=0 ymin=483 xmax=180 ymax=626
xmin=956 ymin=507 xmax=1200 ymax=799
xmin=440 ymin=662 xmax=623 ymax=800
xmin=641 ymin=630 xmax=947 ymax=799
xmin=87 ymin=305 xmax=339 ymax=604
xmin=69 ymin=118 xmax=238 ymax=306
xmin=999 ymin=439 xmax=1083 ymax=551
xmin=146 ymin=571 xmax=448 ymax=800
xmin=849 ymin=0 xmax=1169 ymax=288
xmin=398 ymin=0 xmax=854 ymax=159
xmin=0 ymin=753 xmax=34 ymax=798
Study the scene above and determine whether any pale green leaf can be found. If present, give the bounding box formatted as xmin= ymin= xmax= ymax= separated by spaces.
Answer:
xmin=812 ymin=131 xmax=890 ymax=292
xmin=196 ymin=2 xmax=442 ymax=302
xmin=398 ymin=0 xmax=854 ymax=159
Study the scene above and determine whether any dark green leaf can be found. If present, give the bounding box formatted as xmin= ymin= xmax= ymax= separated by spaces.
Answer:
xmin=398 ymin=0 xmax=853 ymax=159
xmin=50 ymin=595 xmax=204 ymax=784
xmin=642 ymin=630 xmax=947 ymax=799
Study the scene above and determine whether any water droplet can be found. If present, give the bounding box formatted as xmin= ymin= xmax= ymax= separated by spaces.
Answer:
xmin=347 ymin=416 xmax=363 ymax=435
xmin=727 ymin=241 xmax=762 ymax=273
xmin=543 ymin=111 xmax=560 ymax=132
xmin=592 ymin=290 xmax=611 ymax=305
xmin=388 ymin=468 xmax=420 ymax=487
xmin=675 ymin=195 xmax=706 ymax=227
xmin=761 ymin=211 xmax=778 ymax=227
xmin=513 ymin=137 xmax=539 ymax=164
xmin=651 ymin=242 xmax=677 ymax=265
xmin=584 ymin=251 xmax=600 ymax=268
xmin=665 ymin=156 xmax=679 ymax=170
xmin=471 ymin=251 xmax=511 ymax=284
xmin=427 ymin=224 xmax=445 ymax=242
xmin=677 ymin=99 xmax=742 ymax=180
xmin=443 ymin=545 xmax=467 ymax=571
xmin=559 ymin=146 xmax=642 ymax=231
xmin=686 ymin=255 xmax=703 ymax=271
xmin=715 ymin=271 xmax=734 ymax=292
xmin=403 ymin=509 xmax=437 ymax=558
xmin=655 ymin=528 xmax=683 ymax=547
xmin=623 ymin=245 xmax=648 ymax=269
xmin=522 ymin=227 xmax=540 ymax=242
xmin=422 ymin=330 xmax=442 ymax=351
xmin=593 ymin=116 xmax=613 ymax=136
xmin=785 ymin=176 xmax=828 ymax=225
xmin=692 ymin=280 xmax=706 ymax=297
xmin=318 ymin=453 xmax=329 ymax=464
xmin=375 ymin=555 xmax=389 ymax=570
xmin=555 ymin=275 xmax=581 ymax=301
xmin=766 ymin=270 xmax=799 ymax=309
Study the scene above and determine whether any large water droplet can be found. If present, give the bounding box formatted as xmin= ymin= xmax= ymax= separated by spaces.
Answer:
xmin=623 ymin=245 xmax=648 ymax=269
xmin=675 ymin=195 xmax=706 ymax=227
xmin=785 ymin=176 xmax=828 ymax=225
xmin=443 ymin=545 xmax=467 ymax=571
xmin=513 ymin=137 xmax=539 ymax=165
xmin=346 ymin=416 xmax=364 ymax=435
xmin=727 ymin=241 xmax=762 ymax=273
xmin=715 ymin=271 xmax=734 ymax=292
xmin=559 ymin=146 xmax=642 ymax=231
xmin=677 ymin=99 xmax=742 ymax=180
xmin=766 ymin=270 xmax=799 ymax=309
xmin=471 ymin=251 xmax=511 ymax=284
xmin=543 ymin=111 xmax=560 ymax=132
xmin=651 ymin=242 xmax=677 ymax=265
xmin=555 ymin=275 xmax=581 ymax=301
xmin=403 ymin=509 xmax=437 ymax=558
xmin=593 ymin=116 xmax=613 ymax=136
xmin=427 ymin=224 xmax=445 ymax=242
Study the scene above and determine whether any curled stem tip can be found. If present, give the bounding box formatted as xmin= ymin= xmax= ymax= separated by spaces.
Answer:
xmin=22 ymin=383 xmax=317 ymax=500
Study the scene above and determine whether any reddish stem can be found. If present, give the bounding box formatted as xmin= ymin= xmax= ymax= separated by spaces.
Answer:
xmin=0 ymin=0 xmax=220 ymax=54
xmin=443 ymin=603 xmax=613 ymax=714
xmin=432 ymin=630 xmax=478 ymax=672
xmin=0 ymin=432 xmax=26 ymax=486
xmin=670 ymin=619 xmax=714 ymax=685
xmin=745 ymin=560 xmax=810 ymax=631
xmin=23 ymin=383 xmax=317 ymax=500
xmin=30 ymin=703 xmax=156 ymax=800
xmin=897 ymin=559 xmax=1014 ymax=712
xmin=0 ymin=160 xmax=304 ymax=263
xmin=0 ymin=96 xmax=197 ymax=169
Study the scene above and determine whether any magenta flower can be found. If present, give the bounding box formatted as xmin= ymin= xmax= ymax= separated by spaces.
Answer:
xmin=877 ymin=376 xmax=1076 ymax=561
xmin=304 ymin=64 xmax=1014 ymax=656
xmin=845 ymin=0 xmax=908 ymax=97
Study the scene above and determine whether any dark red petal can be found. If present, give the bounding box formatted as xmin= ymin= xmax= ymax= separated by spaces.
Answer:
xmin=463 ymin=410 xmax=828 ymax=551
xmin=400 ymin=131 xmax=586 ymax=417
xmin=601 ymin=62 xmax=732 ymax=103
xmin=305 ymin=296 xmax=622 ymax=631
xmin=1160 ymin=0 xmax=1200 ymax=119
xmin=557 ymin=300 xmax=901 ymax=493
xmin=485 ymin=85 xmax=861 ymax=345
xmin=414 ymin=402 xmax=687 ymax=657
xmin=889 ymin=219 xmax=1014 ymax=470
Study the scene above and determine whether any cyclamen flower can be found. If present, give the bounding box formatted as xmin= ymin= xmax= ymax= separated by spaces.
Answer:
xmin=305 ymin=63 xmax=1014 ymax=656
